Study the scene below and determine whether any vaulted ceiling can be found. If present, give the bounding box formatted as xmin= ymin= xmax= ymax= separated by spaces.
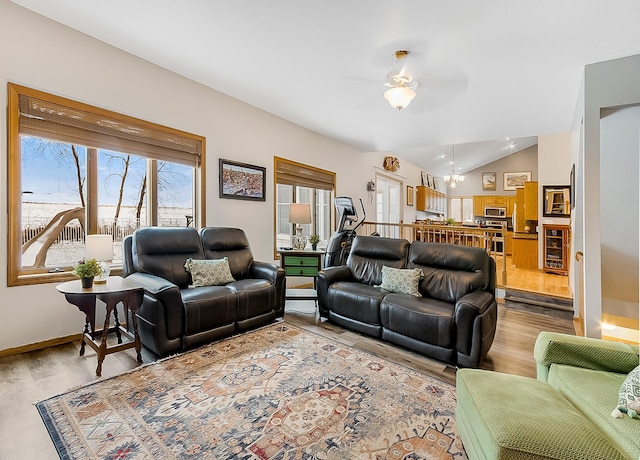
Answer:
xmin=11 ymin=0 xmax=640 ymax=176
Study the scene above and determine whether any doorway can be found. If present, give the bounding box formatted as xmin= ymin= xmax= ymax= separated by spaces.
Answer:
xmin=376 ymin=174 xmax=402 ymax=238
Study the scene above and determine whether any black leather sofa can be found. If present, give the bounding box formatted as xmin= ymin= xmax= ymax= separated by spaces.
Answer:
xmin=317 ymin=235 xmax=497 ymax=367
xmin=122 ymin=226 xmax=285 ymax=356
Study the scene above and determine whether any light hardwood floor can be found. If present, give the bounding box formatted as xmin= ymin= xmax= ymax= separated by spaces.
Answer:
xmin=0 ymin=293 xmax=574 ymax=459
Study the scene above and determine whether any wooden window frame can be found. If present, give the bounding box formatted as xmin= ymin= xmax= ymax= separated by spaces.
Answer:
xmin=7 ymin=83 xmax=206 ymax=286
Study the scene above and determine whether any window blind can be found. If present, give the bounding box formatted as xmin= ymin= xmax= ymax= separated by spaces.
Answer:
xmin=17 ymin=90 xmax=202 ymax=167
xmin=275 ymin=157 xmax=335 ymax=191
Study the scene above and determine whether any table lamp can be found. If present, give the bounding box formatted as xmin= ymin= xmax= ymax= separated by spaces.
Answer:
xmin=85 ymin=234 xmax=113 ymax=283
xmin=289 ymin=203 xmax=311 ymax=250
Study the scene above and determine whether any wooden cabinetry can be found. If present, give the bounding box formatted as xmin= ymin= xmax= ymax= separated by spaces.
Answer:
xmin=473 ymin=195 xmax=516 ymax=217
xmin=514 ymin=188 xmax=525 ymax=232
xmin=484 ymin=196 xmax=507 ymax=206
xmin=523 ymin=181 xmax=538 ymax=221
xmin=505 ymin=231 xmax=513 ymax=255
xmin=416 ymin=186 xmax=446 ymax=214
xmin=543 ymin=224 xmax=570 ymax=275
xmin=512 ymin=236 xmax=538 ymax=270
xmin=473 ymin=196 xmax=483 ymax=216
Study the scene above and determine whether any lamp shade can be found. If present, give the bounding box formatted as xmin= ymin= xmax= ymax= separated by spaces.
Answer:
xmin=384 ymin=85 xmax=416 ymax=110
xmin=85 ymin=234 xmax=113 ymax=261
xmin=289 ymin=203 xmax=312 ymax=224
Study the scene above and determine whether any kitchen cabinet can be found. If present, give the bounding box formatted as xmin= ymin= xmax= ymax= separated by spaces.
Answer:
xmin=543 ymin=224 xmax=570 ymax=275
xmin=473 ymin=195 xmax=516 ymax=217
xmin=473 ymin=196 xmax=483 ymax=217
xmin=416 ymin=186 xmax=446 ymax=214
xmin=505 ymin=231 xmax=513 ymax=255
xmin=514 ymin=188 xmax=525 ymax=232
xmin=523 ymin=181 xmax=538 ymax=221
xmin=512 ymin=235 xmax=538 ymax=270
xmin=484 ymin=196 xmax=508 ymax=206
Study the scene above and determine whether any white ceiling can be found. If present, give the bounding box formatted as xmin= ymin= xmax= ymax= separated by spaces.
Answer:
xmin=11 ymin=0 xmax=640 ymax=177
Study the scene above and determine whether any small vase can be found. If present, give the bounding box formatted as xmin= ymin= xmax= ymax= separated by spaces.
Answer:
xmin=81 ymin=276 xmax=94 ymax=289
xmin=312 ymin=243 xmax=318 ymax=251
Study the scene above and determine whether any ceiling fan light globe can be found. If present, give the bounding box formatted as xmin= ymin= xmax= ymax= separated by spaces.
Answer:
xmin=384 ymin=86 xmax=416 ymax=110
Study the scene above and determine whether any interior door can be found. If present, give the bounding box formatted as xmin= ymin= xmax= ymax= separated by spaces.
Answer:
xmin=376 ymin=175 xmax=402 ymax=238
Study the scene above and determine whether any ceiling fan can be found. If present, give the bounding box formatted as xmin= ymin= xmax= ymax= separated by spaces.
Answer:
xmin=384 ymin=50 xmax=418 ymax=110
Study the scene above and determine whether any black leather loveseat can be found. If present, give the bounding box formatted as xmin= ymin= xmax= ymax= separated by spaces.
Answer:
xmin=317 ymin=235 xmax=497 ymax=367
xmin=122 ymin=226 xmax=285 ymax=356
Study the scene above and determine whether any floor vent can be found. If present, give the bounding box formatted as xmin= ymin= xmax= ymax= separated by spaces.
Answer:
xmin=503 ymin=288 xmax=574 ymax=320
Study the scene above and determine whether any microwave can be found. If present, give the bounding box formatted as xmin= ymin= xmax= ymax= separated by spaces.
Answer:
xmin=484 ymin=207 xmax=506 ymax=218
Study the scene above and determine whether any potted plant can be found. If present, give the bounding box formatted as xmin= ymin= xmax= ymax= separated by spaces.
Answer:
xmin=309 ymin=234 xmax=320 ymax=251
xmin=72 ymin=258 xmax=102 ymax=288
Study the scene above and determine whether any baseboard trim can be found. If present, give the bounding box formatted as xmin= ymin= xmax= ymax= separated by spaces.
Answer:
xmin=0 ymin=334 xmax=80 ymax=358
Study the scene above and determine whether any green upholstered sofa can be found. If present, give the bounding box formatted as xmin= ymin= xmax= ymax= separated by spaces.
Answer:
xmin=456 ymin=332 xmax=640 ymax=460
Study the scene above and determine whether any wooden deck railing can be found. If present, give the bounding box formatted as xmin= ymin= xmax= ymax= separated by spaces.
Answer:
xmin=360 ymin=221 xmax=507 ymax=285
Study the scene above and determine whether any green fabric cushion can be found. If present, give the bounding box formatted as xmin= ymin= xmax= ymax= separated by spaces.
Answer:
xmin=184 ymin=257 xmax=235 ymax=287
xmin=456 ymin=369 xmax=628 ymax=460
xmin=548 ymin=364 xmax=639 ymax=459
xmin=376 ymin=266 xmax=423 ymax=297
xmin=613 ymin=365 xmax=640 ymax=419
xmin=534 ymin=332 xmax=640 ymax=382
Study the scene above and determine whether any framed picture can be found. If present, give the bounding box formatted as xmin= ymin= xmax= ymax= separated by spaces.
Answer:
xmin=406 ymin=185 xmax=414 ymax=206
xmin=219 ymin=158 xmax=266 ymax=201
xmin=570 ymin=163 xmax=575 ymax=209
xmin=503 ymin=171 xmax=532 ymax=191
xmin=426 ymin=173 xmax=433 ymax=189
xmin=432 ymin=177 xmax=439 ymax=191
xmin=482 ymin=172 xmax=497 ymax=191
xmin=543 ymin=185 xmax=571 ymax=218
xmin=421 ymin=171 xmax=428 ymax=187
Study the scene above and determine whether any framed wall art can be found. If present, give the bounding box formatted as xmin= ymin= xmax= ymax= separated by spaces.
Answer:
xmin=482 ymin=172 xmax=496 ymax=191
xmin=406 ymin=186 xmax=414 ymax=206
xmin=426 ymin=173 xmax=433 ymax=189
xmin=421 ymin=171 xmax=428 ymax=187
xmin=219 ymin=158 xmax=266 ymax=201
xmin=503 ymin=171 xmax=531 ymax=191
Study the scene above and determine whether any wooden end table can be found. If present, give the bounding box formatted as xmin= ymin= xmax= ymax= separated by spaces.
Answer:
xmin=56 ymin=276 xmax=144 ymax=376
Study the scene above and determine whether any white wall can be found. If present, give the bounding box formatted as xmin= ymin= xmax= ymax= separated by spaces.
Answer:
xmin=599 ymin=107 xmax=639 ymax=321
xmin=0 ymin=1 xmax=427 ymax=351
xmin=578 ymin=53 xmax=640 ymax=338
xmin=537 ymin=132 xmax=572 ymax=268
xmin=447 ymin=145 xmax=538 ymax=199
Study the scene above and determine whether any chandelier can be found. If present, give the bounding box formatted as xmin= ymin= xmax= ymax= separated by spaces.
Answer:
xmin=443 ymin=144 xmax=465 ymax=187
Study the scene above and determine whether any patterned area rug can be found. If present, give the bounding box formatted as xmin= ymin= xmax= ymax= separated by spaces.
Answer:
xmin=37 ymin=321 xmax=467 ymax=459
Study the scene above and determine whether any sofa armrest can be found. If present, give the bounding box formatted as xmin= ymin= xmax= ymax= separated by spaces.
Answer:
xmin=125 ymin=272 xmax=183 ymax=306
xmin=249 ymin=261 xmax=282 ymax=284
xmin=534 ymin=331 xmax=640 ymax=382
xmin=249 ymin=261 xmax=286 ymax=315
xmin=454 ymin=291 xmax=496 ymax=355
xmin=317 ymin=265 xmax=352 ymax=316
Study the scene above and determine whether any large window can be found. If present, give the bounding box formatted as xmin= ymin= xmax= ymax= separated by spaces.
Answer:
xmin=7 ymin=83 xmax=205 ymax=286
xmin=274 ymin=157 xmax=335 ymax=254
xmin=449 ymin=197 xmax=474 ymax=223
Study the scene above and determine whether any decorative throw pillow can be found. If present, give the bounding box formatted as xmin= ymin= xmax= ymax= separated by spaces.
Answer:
xmin=376 ymin=266 xmax=423 ymax=297
xmin=611 ymin=364 xmax=640 ymax=419
xmin=184 ymin=257 xmax=235 ymax=287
